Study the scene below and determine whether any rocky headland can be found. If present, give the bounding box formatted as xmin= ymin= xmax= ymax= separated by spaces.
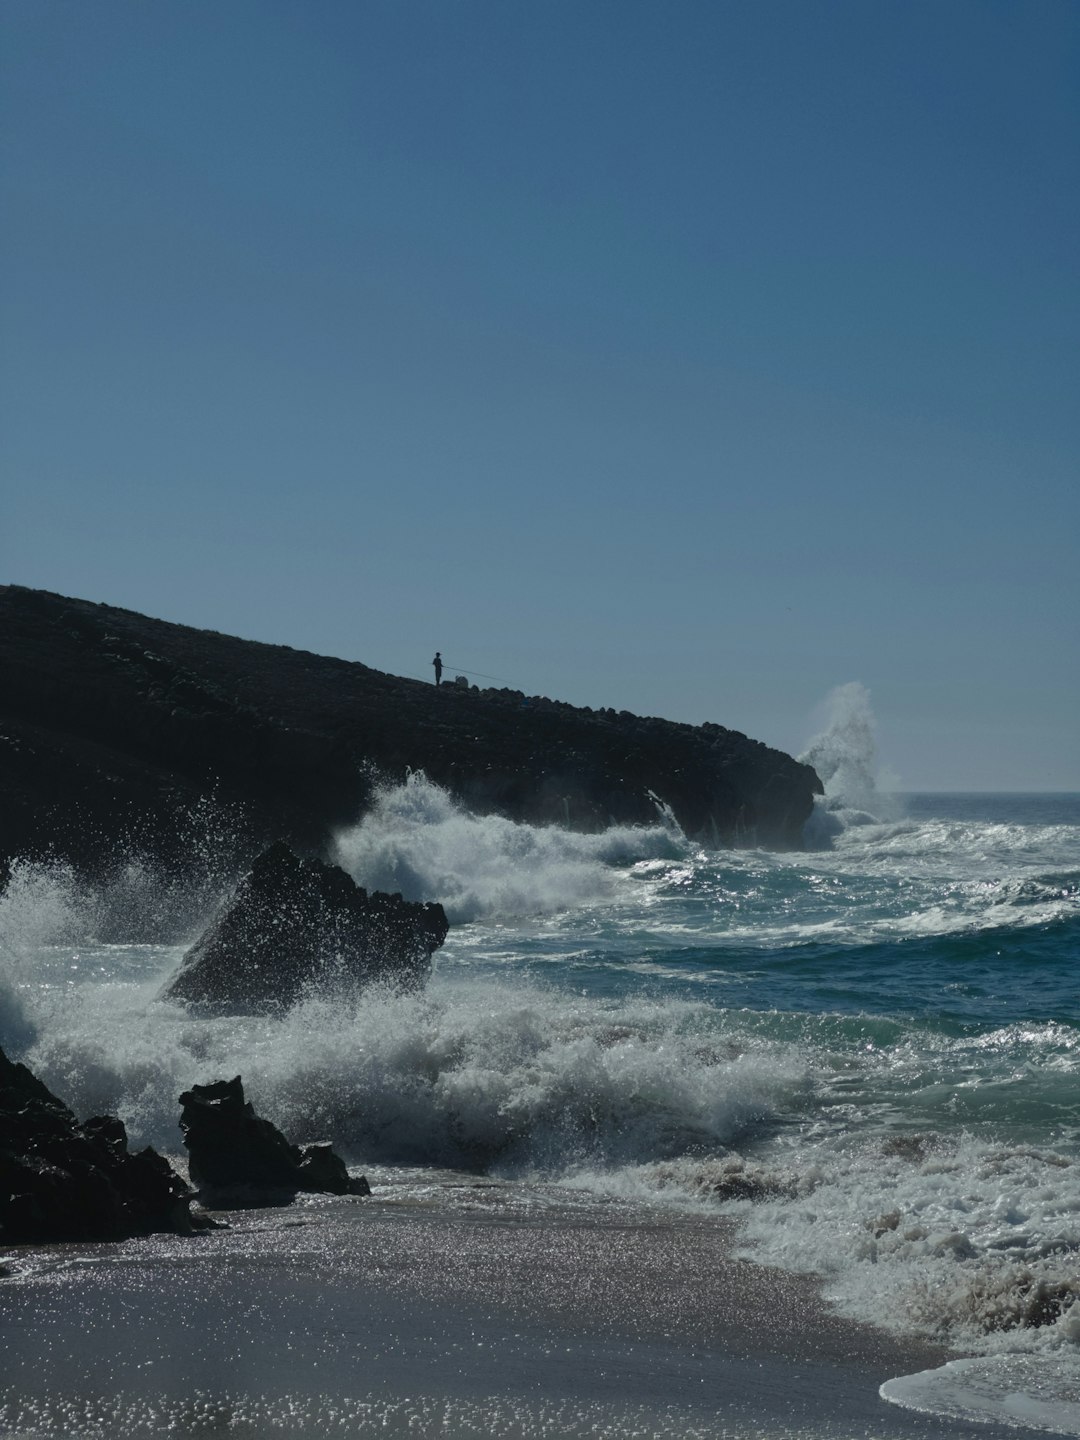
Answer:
xmin=0 ymin=584 xmax=822 ymax=879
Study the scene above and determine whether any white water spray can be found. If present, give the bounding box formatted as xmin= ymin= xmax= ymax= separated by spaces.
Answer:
xmin=799 ymin=682 xmax=897 ymax=844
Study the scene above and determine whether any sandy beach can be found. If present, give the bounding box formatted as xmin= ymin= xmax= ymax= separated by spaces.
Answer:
xmin=0 ymin=1172 xmax=1049 ymax=1439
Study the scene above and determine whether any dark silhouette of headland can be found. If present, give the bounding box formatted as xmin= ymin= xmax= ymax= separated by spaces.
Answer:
xmin=0 ymin=585 xmax=822 ymax=878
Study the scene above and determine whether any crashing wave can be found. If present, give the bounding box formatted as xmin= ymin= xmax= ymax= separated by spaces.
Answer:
xmin=332 ymin=772 xmax=685 ymax=924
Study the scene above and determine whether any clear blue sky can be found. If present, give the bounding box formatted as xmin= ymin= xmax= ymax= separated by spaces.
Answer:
xmin=2 ymin=0 xmax=1077 ymax=789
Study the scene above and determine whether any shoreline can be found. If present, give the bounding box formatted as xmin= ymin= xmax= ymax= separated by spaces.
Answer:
xmin=0 ymin=1173 xmax=1051 ymax=1438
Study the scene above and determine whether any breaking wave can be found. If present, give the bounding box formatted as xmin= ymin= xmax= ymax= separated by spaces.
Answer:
xmin=332 ymin=772 xmax=685 ymax=924
xmin=10 ymin=953 xmax=805 ymax=1180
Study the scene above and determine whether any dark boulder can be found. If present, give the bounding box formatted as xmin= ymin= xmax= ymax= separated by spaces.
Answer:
xmin=0 ymin=1045 xmax=196 ymax=1243
xmin=178 ymin=1076 xmax=370 ymax=1202
xmin=163 ymin=842 xmax=448 ymax=1012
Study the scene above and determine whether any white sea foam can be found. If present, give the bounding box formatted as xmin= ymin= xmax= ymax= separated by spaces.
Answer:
xmin=332 ymin=772 xmax=684 ymax=923
xmin=709 ymin=875 xmax=1079 ymax=949
xmin=13 ymin=949 xmax=804 ymax=1177
xmin=725 ymin=1126 xmax=1080 ymax=1356
xmin=13 ymin=924 xmax=1080 ymax=1364
xmin=882 ymin=1354 xmax=1080 ymax=1434
xmin=824 ymin=816 xmax=1080 ymax=884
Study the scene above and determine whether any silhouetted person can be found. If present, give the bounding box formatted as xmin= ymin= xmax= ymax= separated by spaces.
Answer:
xmin=432 ymin=652 xmax=443 ymax=686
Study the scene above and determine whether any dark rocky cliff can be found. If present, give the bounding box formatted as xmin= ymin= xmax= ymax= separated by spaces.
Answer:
xmin=0 ymin=585 xmax=822 ymax=874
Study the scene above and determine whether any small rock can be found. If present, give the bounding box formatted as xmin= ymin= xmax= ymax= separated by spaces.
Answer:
xmin=179 ymin=1076 xmax=370 ymax=1205
xmin=1 ymin=1045 xmax=194 ymax=1243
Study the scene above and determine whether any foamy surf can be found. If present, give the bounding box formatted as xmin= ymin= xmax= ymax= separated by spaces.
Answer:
xmin=882 ymin=1354 xmax=1080 ymax=1435
xmin=331 ymin=771 xmax=684 ymax=923
xmin=13 ymin=954 xmax=807 ymax=1175
xmin=727 ymin=1128 xmax=1080 ymax=1353
xmin=3 ymin=747 xmax=1079 ymax=1435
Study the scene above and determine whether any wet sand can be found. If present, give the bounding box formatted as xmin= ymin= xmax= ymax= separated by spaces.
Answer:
xmin=0 ymin=1178 xmax=1049 ymax=1438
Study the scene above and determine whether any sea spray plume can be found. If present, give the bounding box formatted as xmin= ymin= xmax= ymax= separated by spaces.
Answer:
xmin=0 ymin=792 xmax=253 ymax=952
xmin=0 ymin=856 xmax=98 ymax=951
xmin=800 ymin=682 xmax=878 ymax=811
xmin=85 ymin=790 xmax=255 ymax=944
xmin=799 ymin=683 xmax=895 ymax=844
xmin=0 ymin=858 xmax=114 ymax=1060
xmin=0 ymin=825 xmax=246 ymax=1063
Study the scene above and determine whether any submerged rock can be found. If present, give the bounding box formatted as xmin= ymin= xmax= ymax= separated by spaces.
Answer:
xmin=163 ymin=841 xmax=448 ymax=1012
xmin=178 ymin=1076 xmax=370 ymax=1203
xmin=0 ymin=1045 xmax=196 ymax=1243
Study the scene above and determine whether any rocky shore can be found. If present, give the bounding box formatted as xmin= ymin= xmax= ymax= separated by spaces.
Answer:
xmin=0 ymin=1048 xmax=370 ymax=1244
xmin=0 ymin=1044 xmax=196 ymax=1242
xmin=0 ymin=584 xmax=821 ymax=877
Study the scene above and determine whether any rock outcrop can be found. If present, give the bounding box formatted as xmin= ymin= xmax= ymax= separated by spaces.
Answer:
xmin=0 ymin=1046 xmax=196 ymax=1242
xmin=0 ymin=585 xmax=823 ymax=879
xmin=163 ymin=842 xmax=448 ymax=1011
xmin=179 ymin=1076 xmax=370 ymax=1202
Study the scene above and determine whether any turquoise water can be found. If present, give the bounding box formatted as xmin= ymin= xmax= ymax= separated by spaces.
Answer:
xmin=487 ymin=794 xmax=1080 ymax=1031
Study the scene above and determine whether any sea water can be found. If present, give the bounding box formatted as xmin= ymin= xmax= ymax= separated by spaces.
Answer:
xmin=1 ymin=694 xmax=1078 ymax=1435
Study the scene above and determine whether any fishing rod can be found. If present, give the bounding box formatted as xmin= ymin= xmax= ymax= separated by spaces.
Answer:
xmin=398 ymin=663 xmax=515 ymax=686
xmin=440 ymin=664 xmax=513 ymax=685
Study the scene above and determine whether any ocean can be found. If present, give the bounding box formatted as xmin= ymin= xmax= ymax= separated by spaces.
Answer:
xmin=2 ymin=715 xmax=1079 ymax=1435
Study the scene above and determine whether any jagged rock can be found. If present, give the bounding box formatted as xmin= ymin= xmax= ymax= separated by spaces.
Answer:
xmin=0 ymin=1045 xmax=196 ymax=1242
xmin=178 ymin=1076 xmax=370 ymax=1202
xmin=163 ymin=842 xmax=448 ymax=1012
